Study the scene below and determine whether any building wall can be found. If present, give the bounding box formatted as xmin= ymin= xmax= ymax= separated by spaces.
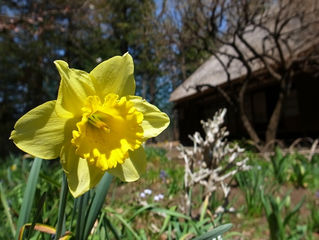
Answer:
xmin=175 ymin=74 xmax=319 ymax=145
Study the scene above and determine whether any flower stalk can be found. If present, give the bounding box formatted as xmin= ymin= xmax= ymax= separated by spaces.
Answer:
xmin=55 ymin=173 xmax=68 ymax=240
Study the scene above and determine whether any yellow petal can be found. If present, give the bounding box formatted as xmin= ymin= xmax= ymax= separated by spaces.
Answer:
xmin=127 ymin=96 xmax=170 ymax=139
xmin=54 ymin=60 xmax=95 ymax=118
xmin=107 ymin=146 xmax=146 ymax=182
xmin=60 ymin=141 xmax=104 ymax=198
xmin=90 ymin=53 xmax=135 ymax=98
xmin=10 ymin=101 xmax=66 ymax=159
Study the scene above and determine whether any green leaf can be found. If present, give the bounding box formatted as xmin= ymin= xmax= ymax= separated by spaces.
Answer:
xmin=159 ymin=206 xmax=175 ymax=234
xmin=0 ymin=182 xmax=16 ymax=237
xmin=200 ymin=196 xmax=209 ymax=222
xmin=105 ymin=207 xmax=139 ymax=239
xmin=76 ymin=191 xmax=90 ymax=239
xmin=83 ymin=173 xmax=113 ymax=240
xmin=16 ymin=158 xmax=43 ymax=240
xmin=104 ymin=214 xmax=121 ymax=240
xmin=151 ymin=207 xmax=191 ymax=220
xmin=55 ymin=173 xmax=68 ymax=240
xmin=128 ymin=204 xmax=157 ymax=222
xmin=283 ymin=196 xmax=305 ymax=226
xmin=192 ymin=223 xmax=232 ymax=240
xmin=26 ymin=192 xmax=47 ymax=239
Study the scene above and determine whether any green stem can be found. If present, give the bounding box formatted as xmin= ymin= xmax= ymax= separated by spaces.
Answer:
xmin=76 ymin=192 xmax=89 ymax=240
xmin=55 ymin=173 xmax=68 ymax=240
xmin=83 ymin=173 xmax=113 ymax=239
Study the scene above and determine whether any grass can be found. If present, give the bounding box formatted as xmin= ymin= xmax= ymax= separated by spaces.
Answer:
xmin=1 ymin=146 xmax=319 ymax=239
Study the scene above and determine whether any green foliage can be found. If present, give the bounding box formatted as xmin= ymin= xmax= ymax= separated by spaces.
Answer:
xmin=3 ymin=147 xmax=319 ymax=239
xmin=1 ymin=152 xmax=231 ymax=239
xmin=306 ymin=154 xmax=319 ymax=189
xmin=307 ymin=198 xmax=319 ymax=235
xmin=145 ymin=146 xmax=184 ymax=196
xmin=270 ymin=147 xmax=292 ymax=184
xmin=83 ymin=173 xmax=113 ymax=240
xmin=100 ymin=204 xmax=231 ymax=240
xmin=289 ymin=153 xmax=312 ymax=188
xmin=145 ymin=146 xmax=168 ymax=164
xmin=261 ymin=192 xmax=306 ymax=240
xmin=193 ymin=224 xmax=232 ymax=240
xmin=0 ymin=156 xmax=62 ymax=239
xmin=0 ymin=182 xmax=15 ymax=237
xmin=0 ymin=0 xmax=172 ymax=157
xmin=165 ymin=167 xmax=184 ymax=196
xmin=235 ymin=166 xmax=265 ymax=217
xmin=16 ymin=158 xmax=43 ymax=240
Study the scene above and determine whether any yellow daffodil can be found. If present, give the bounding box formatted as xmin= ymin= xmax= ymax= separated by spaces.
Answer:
xmin=10 ymin=53 xmax=170 ymax=197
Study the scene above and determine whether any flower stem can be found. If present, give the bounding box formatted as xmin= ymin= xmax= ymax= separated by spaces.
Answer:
xmin=55 ymin=172 xmax=68 ymax=240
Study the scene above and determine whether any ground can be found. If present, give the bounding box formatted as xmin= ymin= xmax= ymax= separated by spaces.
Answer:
xmin=106 ymin=142 xmax=319 ymax=239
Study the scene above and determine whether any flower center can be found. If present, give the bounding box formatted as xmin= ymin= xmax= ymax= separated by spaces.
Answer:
xmin=71 ymin=93 xmax=144 ymax=171
xmin=87 ymin=112 xmax=111 ymax=132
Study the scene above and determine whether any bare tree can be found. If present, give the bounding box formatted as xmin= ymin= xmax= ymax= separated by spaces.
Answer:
xmin=169 ymin=0 xmax=319 ymax=148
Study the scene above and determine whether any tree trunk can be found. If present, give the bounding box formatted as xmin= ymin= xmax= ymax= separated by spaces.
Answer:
xmin=239 ymin=79 xmax=261 ymax=144
xmin=265 ymin=73 xmax=290 ymax=148
xmin=265 ymin=88 xmax=285 ymax=146
xmin=239 ymin=101 xmax=261 ymax=144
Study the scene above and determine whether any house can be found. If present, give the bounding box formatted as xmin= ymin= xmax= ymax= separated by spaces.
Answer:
xmin=170 ymin=2 xmax=319 ymax=145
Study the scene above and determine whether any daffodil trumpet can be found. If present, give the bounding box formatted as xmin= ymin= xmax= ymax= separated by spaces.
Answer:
xmin=10 ymin=53 xmax=170 ymax=197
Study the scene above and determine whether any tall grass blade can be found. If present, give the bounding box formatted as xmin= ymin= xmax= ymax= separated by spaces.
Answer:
xmin=152 ymin=207 xmax=191 ymax=220
xmin=16 ymin=157 xmax=42 ymax=240
xmin=26 ymin=193 xmax=46 ymax=239
xmin=128 ymin=204 xmax=157 ymax=222
xmin=0 ymin=182 xmax=16 ymax=237
xmin=83 ymin=173 xmax=113 ymax=240
xmin=110 ymin=212 xmax=139 ymax=240
xmin=104 ymin=215 xmax=121 ymax=240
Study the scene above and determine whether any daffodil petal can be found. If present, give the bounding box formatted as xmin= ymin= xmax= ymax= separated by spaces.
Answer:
xmin=54 ymin=60 xmax=95 ymax=118
xmin=90 ymin=53 xmax=135 ymax=98
xmin=10 ymin=101 xmax=66 ymax=159
xmin=60 ymin=142 xmax=104 ymax=198
xmin=107 ymin=146 xmax=146 ymax=182
xmin=127 ymin=96 xmax=170 ymax=139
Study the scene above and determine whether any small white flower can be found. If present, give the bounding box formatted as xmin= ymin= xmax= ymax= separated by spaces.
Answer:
xmin=144 ymin=189 xmax=152 ymax=195
xmin=154 ymin=194 xmax=164 ymax=201
xmin=158 ymin=194 xmax=164 ymax=199
xmin=217 ymin=235 xmax=222 ymax=240
xmin=96 ymin=57 xmax=102 ymax=63
xmin=140 ymin=192 xmax=146 ymax=198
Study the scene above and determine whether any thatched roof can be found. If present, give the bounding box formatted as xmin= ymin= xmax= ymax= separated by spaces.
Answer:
xmin=169 ymin=29 xmax=268 ymax=102
xmin=170 ymin=1 xmax=319 ymax=103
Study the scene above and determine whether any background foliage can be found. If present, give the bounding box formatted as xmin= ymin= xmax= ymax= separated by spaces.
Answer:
xmin=0 ymin=0 xmax=176 ymax=155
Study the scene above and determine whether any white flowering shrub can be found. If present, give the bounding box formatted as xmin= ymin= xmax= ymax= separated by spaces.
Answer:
xmin=178 ymin=109 xmax=250 ymax=215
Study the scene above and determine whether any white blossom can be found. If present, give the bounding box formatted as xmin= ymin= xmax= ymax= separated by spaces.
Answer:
xmin=140 ymin=192 xmax=146 ymax=198
xmin=144 ymin=189 xmax=152 ymax=195
xmin=179 ymin=109 xmax=250 ymax=215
